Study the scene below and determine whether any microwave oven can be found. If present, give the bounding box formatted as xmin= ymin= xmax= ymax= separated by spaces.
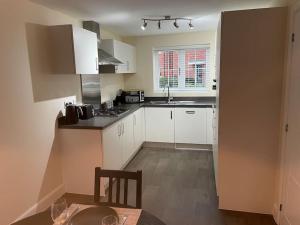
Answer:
xmin=124 ymin=90 xmax=144 ymax=103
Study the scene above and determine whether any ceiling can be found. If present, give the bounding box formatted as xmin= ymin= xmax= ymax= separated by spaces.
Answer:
xmin=31 ymin=0 xmax=289 ymax=36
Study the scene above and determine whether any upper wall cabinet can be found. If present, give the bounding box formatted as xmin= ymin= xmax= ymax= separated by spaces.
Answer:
xmin=48 ymin=25 xmax=98 ymax=75
xmin=100 ymin=39 xmax=136 ymax=74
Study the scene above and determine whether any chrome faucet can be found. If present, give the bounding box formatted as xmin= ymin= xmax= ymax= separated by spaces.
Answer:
xmin=163 ymin=84 xmax=173 ymax=103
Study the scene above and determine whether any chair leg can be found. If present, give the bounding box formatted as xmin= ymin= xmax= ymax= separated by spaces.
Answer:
xmin=136 ymin=170 xmax=142 ymax=208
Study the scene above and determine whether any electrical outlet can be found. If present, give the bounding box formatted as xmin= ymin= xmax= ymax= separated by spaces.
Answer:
xmin=64 ymin=97 xmax=76 ymax=108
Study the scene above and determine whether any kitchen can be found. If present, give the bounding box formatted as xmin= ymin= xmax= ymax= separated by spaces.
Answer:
xmin=55 ymin=20 xmax=217 ymax=222
xmin=1 ymin=0 xmax=300 ymax=225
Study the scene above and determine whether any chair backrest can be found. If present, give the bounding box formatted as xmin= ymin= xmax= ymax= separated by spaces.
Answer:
xmin=94 ymin=167 xmax=142 ymax=209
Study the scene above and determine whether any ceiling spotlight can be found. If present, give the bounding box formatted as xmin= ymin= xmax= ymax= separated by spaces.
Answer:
xmin=173 ymin=20 xmax=179 ymax=28
xmin=158 ymin=20 xmax=161 ymax=29
xmin=189 ymin=20 xmax=194 ymax=29
xmin=141 ymin=20 xmax=147 ymax=30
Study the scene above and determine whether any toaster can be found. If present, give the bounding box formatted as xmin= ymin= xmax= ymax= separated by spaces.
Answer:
xmin=79 ymin=104 xmax=94 ymax=120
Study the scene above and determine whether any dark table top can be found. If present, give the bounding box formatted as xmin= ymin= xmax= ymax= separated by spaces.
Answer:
xmin=12 ymin=207 xmax=166 ymax=225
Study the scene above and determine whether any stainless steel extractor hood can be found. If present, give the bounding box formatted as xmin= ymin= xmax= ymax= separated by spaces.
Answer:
xmin=83 ymin=21 xmax=123 ymax=67
xmin=98 ymin=49 xmax=122 ymax=65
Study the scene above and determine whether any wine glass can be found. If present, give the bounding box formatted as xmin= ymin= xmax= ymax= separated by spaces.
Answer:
xmin=102 ymin=215 xmax=118 ymax=225
xmin=51 ymin=198 xmax=68 ymax=225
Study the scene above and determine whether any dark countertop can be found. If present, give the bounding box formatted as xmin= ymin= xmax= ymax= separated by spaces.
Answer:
xmin=58 ymin=103 xmax=142 ymax=130
xmin=143 ymin=101 xmax=214 ymax=108
xmin=58 ymin=100 xmax=215 ymax=130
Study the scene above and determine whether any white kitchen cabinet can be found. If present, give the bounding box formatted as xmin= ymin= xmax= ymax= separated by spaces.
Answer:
xmin=121 ymin=114 xmax=135 ymax=165
xmin=145 ymin=107 xmax=175 ymax=143
xmin=100 ymin=39 xmax=136 ymax=74
xmin=175 ymin=108 xmax=207 ymax=144
xmin=133 ymin=108 xmax=145 ymax=150
xmin=102 ymin=112 xmax=141 ymax=170
xmin=206 ymin=108 xmax=214 ymax=144
xmin=48 ymin=25 xmax=98 ymax=75
xmin=102 ymin=122 xmax=123 ymax=170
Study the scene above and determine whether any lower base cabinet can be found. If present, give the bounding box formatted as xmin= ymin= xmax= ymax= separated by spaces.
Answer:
xmin=102 ymin=120 xmax=124 ymax=170
xmin=145 ymin=107 xmax=175 ymax=143
xmin=133 ymin=108 xmax=145 ymax=151
xmin=102 ymin=108 xmax=145 ymax=170
xmin=122 ymin=114 xmax=135 ymax=165
xmin=145 ymin=107 xmax=214 ymax=145
xmin=206 ymin=108 xmax=214 ymax=145
xmin=175 ymin=108 xmax=207 ymax=144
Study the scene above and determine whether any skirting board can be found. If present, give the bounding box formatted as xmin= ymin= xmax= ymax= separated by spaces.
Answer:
xmin=13 ymin=184 xmax=65 ymax=224
xmin=272 ymin=203 xmax=280 ymax=224
xmin=143 ymin=142 xmax=213 ymax=151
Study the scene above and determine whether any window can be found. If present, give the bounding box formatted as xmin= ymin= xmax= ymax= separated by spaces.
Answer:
xmin=153 ymin=45 xmax=210 ymax=91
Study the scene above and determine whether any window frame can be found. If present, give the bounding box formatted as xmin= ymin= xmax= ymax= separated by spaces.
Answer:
xmin=153 ymin=45 xmax=210 ymax=93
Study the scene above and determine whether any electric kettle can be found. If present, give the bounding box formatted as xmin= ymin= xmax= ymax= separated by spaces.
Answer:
xmin=65 ymin=104 xmax=83 ymax=125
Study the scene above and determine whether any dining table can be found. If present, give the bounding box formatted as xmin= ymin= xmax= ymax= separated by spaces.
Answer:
xmin=11 ymin=203 xmax=166 ymax=225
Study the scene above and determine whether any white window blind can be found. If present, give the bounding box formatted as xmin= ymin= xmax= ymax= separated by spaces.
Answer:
xmin=153 ymin=46 xmax=210 ymax=91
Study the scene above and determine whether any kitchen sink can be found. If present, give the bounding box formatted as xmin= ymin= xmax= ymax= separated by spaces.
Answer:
xmin=148 ymin=101 xmax=171 ymax=105
xmin=147 ymin=100 xmax=199 ymax=105
xmin=173 ymin=101 xmax=198 ymax=104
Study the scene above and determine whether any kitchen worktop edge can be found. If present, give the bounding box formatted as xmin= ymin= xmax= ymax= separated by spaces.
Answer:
xmin=58 ymin=101 xmax=215 ymax=130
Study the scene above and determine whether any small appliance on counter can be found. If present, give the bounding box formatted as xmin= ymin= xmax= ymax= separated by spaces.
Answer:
xmin=65 ymin=104 xmax=83 ymax=125
xmin=113 ymin=89 xmax=124 ymax=106
xmin=79 ymin=104 xmax=94 ymax=120
xmin=123 ymin=90 xmax=144 ymax=103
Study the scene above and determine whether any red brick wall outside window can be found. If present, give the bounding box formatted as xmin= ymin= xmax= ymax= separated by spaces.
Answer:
xmin=157 ymin=48 xmax=208 ymax=89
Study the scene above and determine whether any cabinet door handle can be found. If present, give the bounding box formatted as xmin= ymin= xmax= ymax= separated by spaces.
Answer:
xmin=122 ymin=123 xmax=125 ymax=135
xmin=185 ymin=111 xmax=196 ymax=114
xmin=171 ymin=111 xmax=173 ymax=120
xmin=96 ymin=57 xmax=98 ymax=71
xmin=133 ymin=115 xmax=136 ymax=125
xmin=117 ymin=124 xmax=121 ymax=137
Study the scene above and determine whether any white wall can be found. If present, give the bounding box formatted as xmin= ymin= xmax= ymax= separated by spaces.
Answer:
xmin=0 ymin=2 xmax=130 ymax=223
xmin=123 ymin=31 xmax=217 ymax=97
xmin=0 ymin=1 xmax=82 ymax=224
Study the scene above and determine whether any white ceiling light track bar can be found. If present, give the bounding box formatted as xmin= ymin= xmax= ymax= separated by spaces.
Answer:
xmin=141 ymin=16 xmax=194 ymax=30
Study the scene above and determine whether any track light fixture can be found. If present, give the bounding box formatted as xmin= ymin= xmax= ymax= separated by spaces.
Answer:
xmin=141 ymin=16 xmax=194 ymax=31
xmin=141 ymin=19 xmax=147 ymax=30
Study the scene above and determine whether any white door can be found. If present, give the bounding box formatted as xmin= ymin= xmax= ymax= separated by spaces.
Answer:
xmin=174 ymin=108 xmax=207 ymax=144
xmin=145 ymin=107 xmax=174 ymax=143
xmin=280 ymin=10 xmax=300 ymax=225
xmin=133 ymin=108 xmax=145 ymax=150
xmin=73 ymin=27 xmax=98 ymax=74
xmin=206 ymin=108 xmax=214 ymax=144
xmin=121 ymin=115 xmax=135 ymax=165
xmin=102 ymin=122 xmax=123 ymax=170
xmin=114 ymin=40 xmax=129 ymax=73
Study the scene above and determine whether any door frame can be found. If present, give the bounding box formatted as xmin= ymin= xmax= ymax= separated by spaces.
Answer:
xmin=276 ymin=1 xmax=300 ymax=224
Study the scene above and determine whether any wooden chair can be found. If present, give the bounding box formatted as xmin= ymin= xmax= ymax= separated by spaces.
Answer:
xmin=94 ymin=167 xmax=142 ymax=209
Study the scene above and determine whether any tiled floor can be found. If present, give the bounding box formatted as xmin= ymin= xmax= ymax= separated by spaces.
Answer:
xmin=124 ymin=147 xmax=277 ymax=225
xmin=64 ymin=147 xmax=277 ymax=225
